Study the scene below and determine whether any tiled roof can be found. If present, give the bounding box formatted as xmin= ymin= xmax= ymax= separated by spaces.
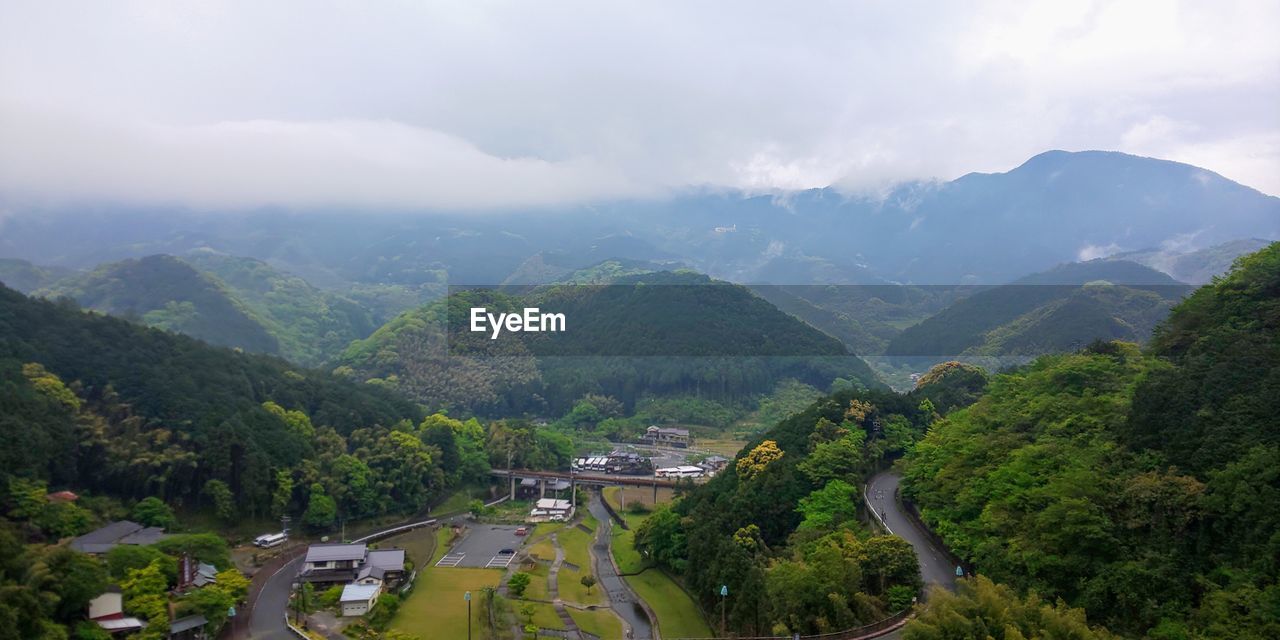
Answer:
xmin=304 ymin=543 xmax=367 ymax=563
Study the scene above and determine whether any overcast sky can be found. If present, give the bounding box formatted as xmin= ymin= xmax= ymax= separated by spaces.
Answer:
xmin=1 ymin=0 xmax=1277 ymax=210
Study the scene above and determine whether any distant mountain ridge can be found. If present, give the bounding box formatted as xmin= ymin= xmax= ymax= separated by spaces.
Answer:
xmin=1107 ymin=239 xmax=1273 ymax=284
xmin=885 ymin=260 xmax=1191 ymax=358
xmin=1 ymin=150 xmax=1275 ymax=288
xmin=32 ymin=253 xmax=377 ymax=366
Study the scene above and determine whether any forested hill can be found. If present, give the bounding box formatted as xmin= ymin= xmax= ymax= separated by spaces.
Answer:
xmin=885 ymin=260 xmax=1189 ymax=358
xmin=627 ymin=360 xmax=987 ymax=636
xmin=338 ymin=269 xmax=881 ymax=416
xmin=900 ymin=242 xmax=1280 ymax=639
xmin=33 ymin=253 xmax=377 ymax=367
xmin=0 ymin=282 xmax=435 ymax=519
xmin=36 ymin=254 xmax=280 ymax=354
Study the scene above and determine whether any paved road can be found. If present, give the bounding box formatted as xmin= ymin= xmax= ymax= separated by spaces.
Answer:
xmin=866 ymin=470 xmax=957 ymax=594
xmin=587 ymin=493 xmax=655 ymax=639
xmin=247 ymin=554 xmax=305 ymax=640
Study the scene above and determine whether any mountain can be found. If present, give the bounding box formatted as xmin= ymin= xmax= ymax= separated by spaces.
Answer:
xmin=885 ymin=260 xmax=1190 ymax=358
xmin=31 ymin=253 xmax=379 ymax=366
xmin=0 ymin=258 xmax=73 ymax=293
xmin=338 ymin=269 xmax=882 ymax=416
xmin=2 ymin=151 xmax=1275 ymax=288
xmin=899 ymin=243 xmax=1280 ymax=637
xmin=179 ymin=251 xmax=377 ymax=365
xmin=0 ymin=281 xmax=425 ymax=514
xmin=1108 ymin=238 xmax=1273 ymax=284
xmin=36 ymin=254 xmax=281 ymax=355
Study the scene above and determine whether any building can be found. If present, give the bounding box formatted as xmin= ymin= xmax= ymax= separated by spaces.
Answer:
xmin=46 ymin=490 xmax=79 ymax=503
xmin=699 ymin=455 xmax=729 ymax=474
xmin=176 ymin=555 xmax=219 ymax=591
xmin=70 ymin=521 xmax=167 ymax=554
xmin=299 ymin=543 xmax=407 ymax=587
xmin=88 ymin=590 xmax=144 ymax=635
xmin=643 ymin=425 xmax=691 ymax=448
xmin=339 ymin=583 xmax=382 ymax=617
xmin=168 ymin=614 xmax=208 ymax=640
xmin=529 ymin=498 xmax=573 ymax=522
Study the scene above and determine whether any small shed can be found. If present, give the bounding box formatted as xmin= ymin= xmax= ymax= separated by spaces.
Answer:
xmin=340 ymin=583 xmax=382 ymax=616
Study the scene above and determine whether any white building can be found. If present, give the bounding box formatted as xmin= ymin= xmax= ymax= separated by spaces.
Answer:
xmin=340 ymin=583 xmax=382 ymax=617
xmin=529 ymin=498 xmax=573 ymax=521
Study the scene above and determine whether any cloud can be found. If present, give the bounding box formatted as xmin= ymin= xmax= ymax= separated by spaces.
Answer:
xmin=1078 ymin=243 xmax=1123 ymax=261
xmin=0 ymin=0 xmax=1277 ymax=209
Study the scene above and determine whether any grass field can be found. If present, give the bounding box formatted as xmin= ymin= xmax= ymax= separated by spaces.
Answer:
xmin=390 ymin=567 xmax=498 ymax=638
xmin=569 ymin=607 xmax=625 ymax=638
xmin=626 ymin=569 xmax=714 ymax=639
xmin=603 ymin=485 xmax=675 ymax=509
xmin=375 ymin=526 xmax=436 ymax=571
xmin=696 ymin=438 xmax=747 ymax=457
xmin=512 ymin=601 xmax=565 ymax=630
xmin=555 ymin=514 xmax=603 ymax=605
xmin=521 ymin=560 xmax=552 ymax=601
xmin=527 ymin=538 xmax=555 ymax=563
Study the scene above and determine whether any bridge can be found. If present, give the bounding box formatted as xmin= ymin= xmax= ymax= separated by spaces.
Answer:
xmin=489 ymin=468 xmax=687 ymax=503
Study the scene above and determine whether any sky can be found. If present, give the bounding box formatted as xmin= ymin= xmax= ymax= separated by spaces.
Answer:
xmin=1 ymin=0 xmax=1277 ymax=210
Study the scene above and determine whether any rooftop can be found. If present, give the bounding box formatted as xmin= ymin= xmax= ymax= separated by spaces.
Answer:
xmin=304 ymin=543 xmax=367 ymax=563
xmin=70 ymin=520 xmax=163 ymax=554
xmin=341 ymin=583 xmax=381 ymax=602
xmin=535 ymin=498 xmax=572 ymax=510
xmin=169 ymin=615 xmax=208 ymax=634
xmin=366 ymin=548 xmax=405 ymax=571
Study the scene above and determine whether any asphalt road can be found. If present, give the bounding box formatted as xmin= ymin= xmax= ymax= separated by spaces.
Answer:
xmin=247 ymin=554 xmax=305 ymax=640
xmin=866 ymin=470 xmax=957 ymax=593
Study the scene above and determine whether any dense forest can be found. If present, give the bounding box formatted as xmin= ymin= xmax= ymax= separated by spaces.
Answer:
xmin=886 ymin=260 xmax=1190 ymax=358
xmin=339 ymin=270 xmax=882 ymax=416
xmin=628 ymin=362 xmax=986 ymax=635
xmin=0 ymin=282 xmax=497 ymax=521
xmin=901 ymin=243 xmax=1280 ymax=639
xmin=28 ymin=253 xmax=380 ymax=367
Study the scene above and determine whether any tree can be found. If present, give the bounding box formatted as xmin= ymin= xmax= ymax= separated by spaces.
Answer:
xmin=796 ymin=480 xmax=859 ymax=531
xmin=270 ymin=469 xmax=294 ymax=518
xmin=580 ymin=575 xmax=596 ymax=594
xmin=131 ymin=497 xmax=176 ymax=529
xmin=736 ymin=440 xmax=784 ymax=480
xmin=303 ymin=483 xmax=337 ymax=531
xmin=202 ymin=479 xmax=235 ymax=522
xmin=903 ymin=576 xmax=1118 ymax=640
xmin=508 ymin=572 xmax=532 ymax=598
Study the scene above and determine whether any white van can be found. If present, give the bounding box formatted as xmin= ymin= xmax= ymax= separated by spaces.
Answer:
xmin=253 ymin=532 xmax=288 ymax=548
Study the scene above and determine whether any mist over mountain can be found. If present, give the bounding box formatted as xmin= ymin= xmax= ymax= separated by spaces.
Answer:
xmin=2 ymin=151 xmax=1276 ymax=289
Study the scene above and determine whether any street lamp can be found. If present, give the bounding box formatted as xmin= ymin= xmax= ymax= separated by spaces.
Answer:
xmin=464 ymin=590 xmax=472 ymax=640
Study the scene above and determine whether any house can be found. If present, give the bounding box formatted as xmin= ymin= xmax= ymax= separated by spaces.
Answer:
xmin=168 ymin=614 xmax=208 ymax=640
xmin=699 ymin=455 xmax=729 ymax=474
xmin=643 ymin=425 xmax=691 ymax=448
xmin=176 ymin=554 xmax=219 ymax=591
xmin=299 ymin=543 xmax=408 ymax=587
xmin=529 ymin=498 xmax=573 ymax=522
xmin=340 ymin=583 xmax=382 ymax=616
xmin=88 ymin=590 xmax=144 ymax=635
xmin=70 ymin=520 xmax=167 ymax=554
xmin=300 ymin=543 xmax=368 ymax=584
xmin=88 ymin=590 xmax=124 ymax=621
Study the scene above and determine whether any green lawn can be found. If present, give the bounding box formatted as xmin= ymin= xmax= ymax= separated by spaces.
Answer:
xmin=530 ymin=522 xmax=566 ymax=539
xmin=625 ymin=570 xmax=713 ymax=639
xmin=556 ymin=563 xmax=603 ymax=605
xmin=375 ymin=526 xmax=436 ymax=571
xmin=556 ymin=518 xmax=595 ymax=569
xmin=527 ymin=538 xmax=555 ymax=563
xmin=514 ymin=601 xmax=565 ymax=630
xmin=569 ymin=607 xmax=625 ymax=638
xmin=522 ymin=562 xmax=552 ymax=601
xmin=390 ymin=567 xmax=498 ymax=638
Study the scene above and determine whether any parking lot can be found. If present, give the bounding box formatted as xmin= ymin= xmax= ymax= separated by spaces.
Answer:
xmin=434 ymin=524 xmax=527 ymax=569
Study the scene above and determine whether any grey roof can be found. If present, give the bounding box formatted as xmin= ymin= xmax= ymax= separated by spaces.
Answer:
xmin=304 ymin=543 xmax=367 ymax=563
xmin=70 ymin=521 xmax=144 ymax=553
xmin=367 ymin=548 xmax=405 ymax=571
xmin=118 ymin=526 xmax=168 ymax=545
xmin=168 ymin=615 xmax=207 ymax=634
xmin=356 ymin=565 xmax=384 ymax=581
xmin=340 ymin=583 xmax=381 ymax=602
xmin=519 ymin=478 xmax=538 ymax=486
xmin=549 ymin=479 xmax=571 ymax=491
xmin=197 ymin=562 xmax=217 ymax=578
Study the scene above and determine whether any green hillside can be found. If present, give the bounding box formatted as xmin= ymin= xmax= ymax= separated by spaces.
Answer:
xmin=0 ymin=282 xmax=429 ymax=516
xmin=900 ymin=242 xmax=1280 ymax=638
xmin=339 ymin=269 xmax=881 ymax=416
xmin=181 ymin=251 xmax=377 ymax=366
xmin=36 ymin=255 xmax=280 ymax=354
xmin=33 ymin=253 xmax=378 ymax=366
xmin=0 ymin=258 xmax=73 ymax=293
xmin=885 ymin=260 xmax=1189 ymax=358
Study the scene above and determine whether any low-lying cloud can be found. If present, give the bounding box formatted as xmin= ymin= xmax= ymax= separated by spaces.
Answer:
xmin=1 ymin=1 xmax=1277 ymax=210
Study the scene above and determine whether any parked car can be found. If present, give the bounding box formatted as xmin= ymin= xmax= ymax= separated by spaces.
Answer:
xmin=515 ymin=527 xmax=528 ymax=536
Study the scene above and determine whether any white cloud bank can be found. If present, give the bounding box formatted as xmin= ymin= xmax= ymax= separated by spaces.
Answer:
xmin=0 ymin=0 xmax=1277 ymax=210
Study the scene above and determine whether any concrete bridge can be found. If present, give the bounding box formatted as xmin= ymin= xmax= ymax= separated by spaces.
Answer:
xmin=488 ymin=468 xmax=684 ymax=503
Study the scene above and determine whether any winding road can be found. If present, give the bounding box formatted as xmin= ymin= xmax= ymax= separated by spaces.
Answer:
xmin=587 ymin=492 xmax=656 ymax=639
xmin=866 ymin=470 xmax=957 ymax=594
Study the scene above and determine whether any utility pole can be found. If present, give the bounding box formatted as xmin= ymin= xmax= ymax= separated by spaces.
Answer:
xmin=719 ymin=584 xmax=728 ymax=635
xmin=464 ymin=591 xmax=472 ymax=640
